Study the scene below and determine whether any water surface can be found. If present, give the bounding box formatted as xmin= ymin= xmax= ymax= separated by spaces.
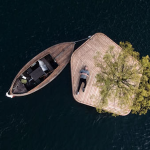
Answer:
xmin=0 ymin=0 xmax=150 ymax=150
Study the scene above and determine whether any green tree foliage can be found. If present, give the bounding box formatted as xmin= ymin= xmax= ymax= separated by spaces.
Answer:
xmin=94 ymin=44 xmax=142 ymax=111
xmin=119 ymin=41 xmax=140 ymax=60
xmin=94 ymin=41 xmax=150 ymax=115
xmin=132 ymin=55 xmax=150 ymax=115
xmin=120 ymin=42 xmax=150 ymax=115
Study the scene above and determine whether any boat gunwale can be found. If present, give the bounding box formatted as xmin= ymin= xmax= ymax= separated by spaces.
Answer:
xmin=9 ymin=42 xmax=75 ymax=96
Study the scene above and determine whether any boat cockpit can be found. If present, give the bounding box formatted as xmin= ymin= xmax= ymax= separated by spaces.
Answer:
xmin=12 ymin=54 xmax=58 ymax=94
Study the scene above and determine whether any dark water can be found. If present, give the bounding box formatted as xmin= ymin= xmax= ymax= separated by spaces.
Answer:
xmin=0 ymin=0 xmax=150 ymax=150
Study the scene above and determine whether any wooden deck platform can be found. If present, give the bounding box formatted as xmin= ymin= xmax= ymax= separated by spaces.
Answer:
xmin=71 ymin=33 xmax=141 ymax=116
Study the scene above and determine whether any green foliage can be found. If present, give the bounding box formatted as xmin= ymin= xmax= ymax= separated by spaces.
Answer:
xmin=94 ymin=43 xmax=142 ymax=113
xmin=132 ymin=55 xmax=150 ymax=115
xmin=95 ymin=41 xmax=150 ymax=116
xmin=119 ymin=41 xmax=140 ymax=60
xmin=96 ymin=108 xmax=118 ymax=117
xmin=96 ymin=108 xmax=106 ymax=113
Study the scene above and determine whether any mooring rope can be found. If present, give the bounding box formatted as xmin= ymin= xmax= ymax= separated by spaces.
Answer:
xmin=74 ymin=35 xmax=92 ymax=43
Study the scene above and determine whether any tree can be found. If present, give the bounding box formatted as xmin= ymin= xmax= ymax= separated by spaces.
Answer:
xmin=132 ymin=55 xmax=150 ymax=115
xmin=119 ymin=41 xmax=140 ymax=60
xmin=119 ymin=42 xmax=150 ymax=115
xmin=94 ymin=42 xmax=142 ymax=114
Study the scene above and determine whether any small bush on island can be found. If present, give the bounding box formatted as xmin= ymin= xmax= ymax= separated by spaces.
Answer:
xmin=94 ymin=41 xmax=150 ymax=116
xmin=132 ymin=55 xmax=150 ymax=115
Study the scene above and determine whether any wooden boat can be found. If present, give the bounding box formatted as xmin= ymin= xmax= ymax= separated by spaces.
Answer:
xmin=6 ymin=42 xmax=75 ymax=98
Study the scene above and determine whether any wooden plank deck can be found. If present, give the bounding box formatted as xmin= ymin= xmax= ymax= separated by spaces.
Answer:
xmin=71 ymin=33 xmax=141 ymax=116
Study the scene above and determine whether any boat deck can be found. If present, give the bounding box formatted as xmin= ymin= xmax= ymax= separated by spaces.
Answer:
xmin=71 ymin=33 xmax=141 ymax=116
xmin=10 ymin=42 xmax=75 ymax=96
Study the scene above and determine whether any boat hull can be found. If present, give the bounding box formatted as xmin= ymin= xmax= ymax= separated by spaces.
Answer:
xmin=8 ymin=42 xmax=75 ymax=97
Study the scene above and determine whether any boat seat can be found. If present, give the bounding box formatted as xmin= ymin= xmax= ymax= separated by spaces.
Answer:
xmin=35 ymin=78 xmax=41 ymax=85
xmin=27 ymin=67 xmax=33 ymax=74
xmin=41 ymin=58 xmax=53 ymax=71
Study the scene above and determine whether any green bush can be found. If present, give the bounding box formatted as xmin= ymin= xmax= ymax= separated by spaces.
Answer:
xmin=95 ymin=41 xmax=150 ymax=116
xmin=132 ymin=55 xmax=150 ymax=115
xmin=119 ymin=42 xmax=150 ymax=115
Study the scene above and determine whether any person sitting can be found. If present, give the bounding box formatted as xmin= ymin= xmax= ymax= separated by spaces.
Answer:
xmin=76 ymin=66 xmax=89 ymax=95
